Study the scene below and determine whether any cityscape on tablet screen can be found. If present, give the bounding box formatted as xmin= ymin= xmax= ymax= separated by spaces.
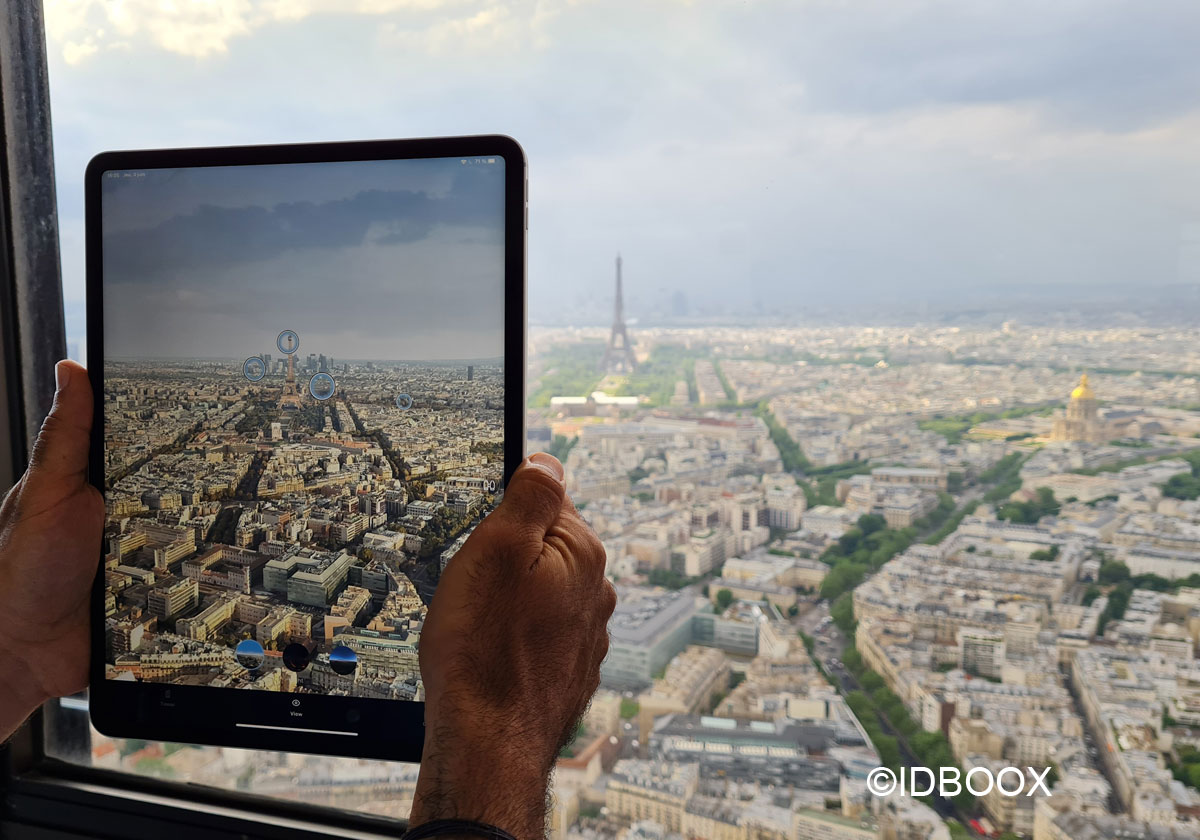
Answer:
xmin=100 ymin=157 xmax=507 ymax=700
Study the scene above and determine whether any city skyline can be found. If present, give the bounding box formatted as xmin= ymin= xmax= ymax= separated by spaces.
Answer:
xmin=78 ymin=320 xmax=1200 ymax=839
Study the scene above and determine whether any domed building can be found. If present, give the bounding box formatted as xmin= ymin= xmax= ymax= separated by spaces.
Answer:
xmin=1051 ymin=374 xmax=1108 ymax=443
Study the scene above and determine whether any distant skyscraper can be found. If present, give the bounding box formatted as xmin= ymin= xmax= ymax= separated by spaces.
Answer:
xmin=467 ymin=365 xmax=474 ymax=381
xmin=601 ymin=254 xmax=636 ymax=373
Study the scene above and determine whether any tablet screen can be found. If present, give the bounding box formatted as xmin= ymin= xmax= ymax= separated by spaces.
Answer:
xmin=99 ymin=156 xmax=507 ymax=702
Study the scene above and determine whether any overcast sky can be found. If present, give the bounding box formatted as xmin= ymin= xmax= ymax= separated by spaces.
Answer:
xmin=102 ymin=158 xmax=506 ymax=359
xmin=45 ymin=0 xmax=1200 ymax=328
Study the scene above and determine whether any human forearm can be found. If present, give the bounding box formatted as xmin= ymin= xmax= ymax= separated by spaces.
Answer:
xmin=409 ymin=724 xmax=551 ymax=839
xmin=0 ymin=646 xmax=48 ymax=742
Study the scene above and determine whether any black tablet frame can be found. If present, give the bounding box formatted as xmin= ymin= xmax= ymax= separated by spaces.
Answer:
xmin=85 ymin=135 xmax=527 ymax=762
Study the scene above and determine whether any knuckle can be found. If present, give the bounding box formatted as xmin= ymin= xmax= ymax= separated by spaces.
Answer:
xmin=485 ymin=517 xmax=541 ymax=554
xmin=510 ymin=467 xmax=565 ymax=504
xmin=600 ymin=580 xmax=617 ymax=610
xmin=29 ymin=417 xmax=62 ymax=465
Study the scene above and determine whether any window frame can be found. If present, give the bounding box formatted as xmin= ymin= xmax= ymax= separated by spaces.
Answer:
xmin=0 ymin=3 xmax=409 ymax=836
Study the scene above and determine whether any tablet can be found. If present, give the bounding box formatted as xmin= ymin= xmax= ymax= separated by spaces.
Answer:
xmin=86 ymin=136 xmax=526 ymax=761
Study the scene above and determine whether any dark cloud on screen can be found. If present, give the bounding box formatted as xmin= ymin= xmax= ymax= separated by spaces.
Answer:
xmin=104 ymin=166 xmax=502 ymax=278
xmin=102 ymin=160 xmax=506 ymax=359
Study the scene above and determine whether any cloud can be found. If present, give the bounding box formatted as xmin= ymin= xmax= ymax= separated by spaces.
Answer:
xmin=45 ymin=0 xmax=561 ymax=61
xmin=735 ymin=0 xmax=1200 ymax=131
xmin=104 ymin=165 xmax=503 ymax=280
xmin=45 ymin=0 xmax=1200 ymax=323
xmin=100 ymin=160 xmax=507 ymax=360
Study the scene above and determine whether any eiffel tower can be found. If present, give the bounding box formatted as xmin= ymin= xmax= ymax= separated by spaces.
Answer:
xmin=278 ymin=352 xmax=303 ymax=409
xmin=601 ymin=254 xmax=636 ymax=373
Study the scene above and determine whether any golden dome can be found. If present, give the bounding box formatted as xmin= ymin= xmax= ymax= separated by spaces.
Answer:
xmin=1070 ymin=373 xmax=1095 ymax=401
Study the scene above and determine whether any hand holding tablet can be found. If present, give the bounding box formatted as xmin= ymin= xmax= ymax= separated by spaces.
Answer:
xmin=412 ymin=454 xmax=615 ymax=836
xmin=0 ymin=360 xmax=103 ymax=742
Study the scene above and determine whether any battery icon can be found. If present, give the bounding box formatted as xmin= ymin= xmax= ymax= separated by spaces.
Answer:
xmin=487 ymin=158 xmax=496 ymax=163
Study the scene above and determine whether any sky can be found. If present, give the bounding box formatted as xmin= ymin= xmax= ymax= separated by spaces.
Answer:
xmin=102 ymin=157 xmax=506 ymax=359
xmin=43 ymin=0 xmax=1200 ymax=331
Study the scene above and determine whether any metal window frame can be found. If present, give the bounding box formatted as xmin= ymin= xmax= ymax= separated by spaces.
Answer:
xmin=0 ymin=3 xmax=406 ymax=837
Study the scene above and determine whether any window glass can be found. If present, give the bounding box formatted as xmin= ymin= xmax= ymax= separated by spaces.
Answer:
xmin=43 ymin=2 xmax=1200 ymax=838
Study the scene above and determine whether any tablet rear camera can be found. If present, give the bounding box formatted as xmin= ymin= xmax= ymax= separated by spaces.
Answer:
xmin=243 ymin=356 xmax=266 ymax=382
xmin=309 ymin=372 xmax=336 ymax=401
xmin=395 ymin=393 xmax=413 ymax=410
xmin=234 ymin=639 xmax=265 ymax=670
xmin=329 ymin=645 xmax=358 ymax=676
xmin=282 ymin=643 xmax=312 ymax=672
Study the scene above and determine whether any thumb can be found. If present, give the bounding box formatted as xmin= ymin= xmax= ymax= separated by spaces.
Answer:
xmin=25 ymin=360 xmax=94 ymax=490
xmin=495 ymin=452 xmax=567 ymax=538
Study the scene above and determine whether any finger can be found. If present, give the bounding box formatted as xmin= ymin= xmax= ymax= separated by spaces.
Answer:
xmin=26 ymin=361 xmax=94 ymax=490
xmin=545 ymin=515 xmax=606 ymax=578
xmin=495 ymin=453 xmax=567 ymax=539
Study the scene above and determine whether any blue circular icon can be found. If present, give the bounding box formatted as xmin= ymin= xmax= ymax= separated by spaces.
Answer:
xmin=329 ymin=645 xmax=358 ymax=676
xmin=243 ymin=357 xmax=266 ymax=382
xmin=309 ymin=372 xmax=336 ymax=401
xmin=276 ymin=329 xmax=300 ymax=355
xmin=395 ymin=393 xmax=413 ymax=411
xmin=235 ymin=639 xmax=265 ymax=670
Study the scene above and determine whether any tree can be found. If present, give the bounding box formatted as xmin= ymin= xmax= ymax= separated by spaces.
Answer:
xmin=874 ymin=734 xmax=901 ymax=769
xmin=860 ymin=671 xmax=884 ymax=691
xmin=857 ymin=514 xmax=887 ymax=536
xmin=838 ymin=528 xmax=863 ymax=554
xmin=830 ymin=592 xmax=856 ymax=633
xmin=947 ymin=471 xmax=965 ymax=493
xmin=649 ymin=568 xmax=694 ymax=590
xmin=1164 ymin=471 xmax=1200 ymax=500
xmin=716 ymin=588 xmax=734 ymax=610
xmin=998 ymin=486 xmax=1060 ymax=524
xmin=1099 ymin=560 xmax=1131 ymax=585
xmin=619 ymin=699 xmax=639 ymax=719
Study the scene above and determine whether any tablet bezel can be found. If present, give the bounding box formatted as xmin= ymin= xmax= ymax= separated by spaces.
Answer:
xmin=85 ymin=135 xmax=527 ymax=762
